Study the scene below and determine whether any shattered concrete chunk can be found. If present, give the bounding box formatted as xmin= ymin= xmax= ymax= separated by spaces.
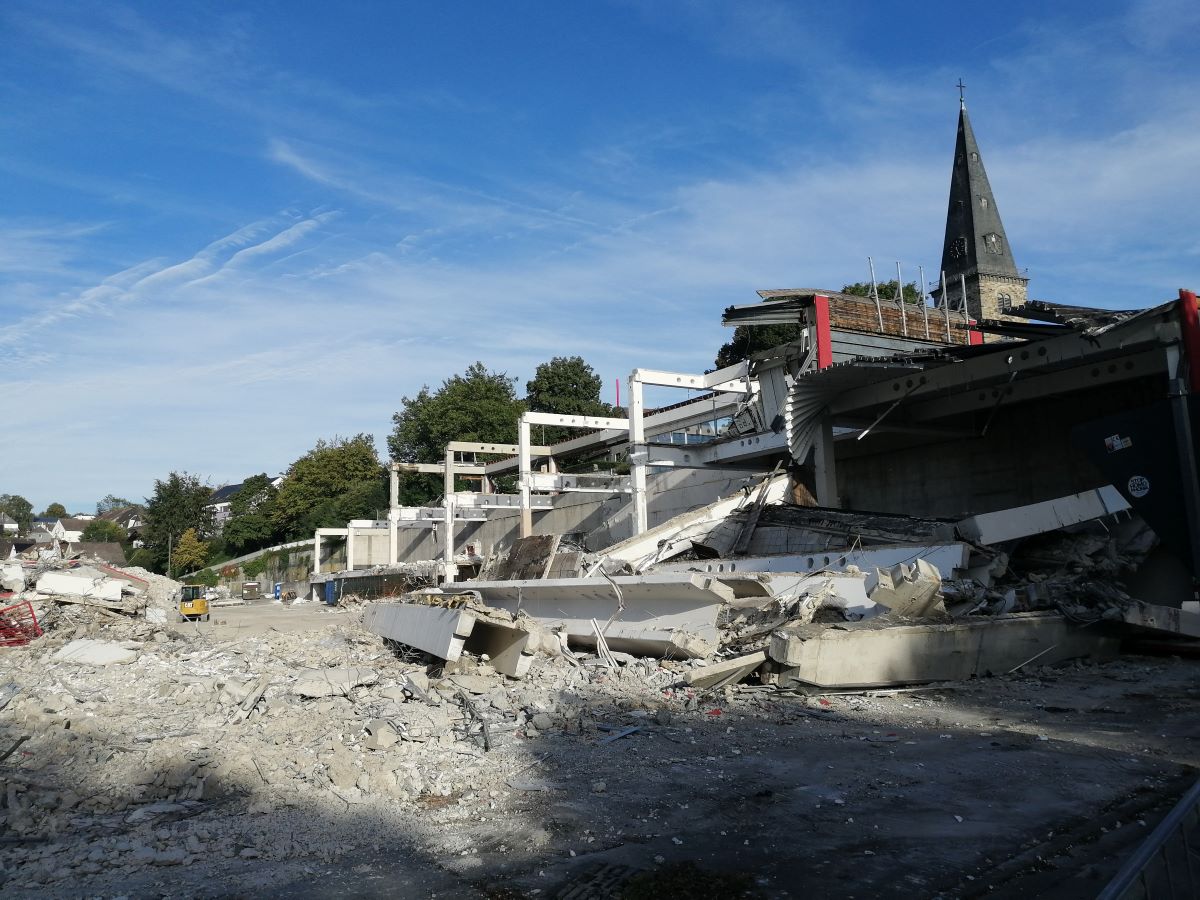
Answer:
xmin=292 ymin=667 xmax=378 ymax=698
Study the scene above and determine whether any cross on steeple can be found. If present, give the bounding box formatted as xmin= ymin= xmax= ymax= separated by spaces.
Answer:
xmin=956 ymin=78 xmax=966 ymax=108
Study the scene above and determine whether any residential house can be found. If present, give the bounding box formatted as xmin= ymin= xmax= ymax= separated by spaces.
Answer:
xmin=0 ymin=513 xmax=17 ymax=535
xmin=98 ymin=505 xmax=146 ymax=547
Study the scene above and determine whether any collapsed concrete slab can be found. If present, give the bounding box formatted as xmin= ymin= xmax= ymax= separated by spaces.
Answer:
xmin=590 ymin=473 xmax=791 ymax=573
xmin=655 ymin=542 xmax=970 ymax=592
xmin=765 ymin=612 xmax=1119 ymax=689
xmin=361 ymin=601 xmax=552 ymax=677
xmin=53 ymin=639 xmax=139 ymax=666
xmin=467 ymin=572 xmax=736 ymax=658
xmin=36 ymin=570 xmax=124 ymax=601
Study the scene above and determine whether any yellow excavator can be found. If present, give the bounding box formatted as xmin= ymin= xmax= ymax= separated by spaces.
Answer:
xmin=178 ymin=585 xmax=210 ymax=622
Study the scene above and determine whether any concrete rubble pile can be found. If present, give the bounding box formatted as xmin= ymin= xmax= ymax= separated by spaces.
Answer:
xmin=0 ymin=557 xmax=182 ymax=634
xmin=360 ymin=479 xmax=1199 ymax=692
xmin=0 ymin=599 xmax=792 ymax=893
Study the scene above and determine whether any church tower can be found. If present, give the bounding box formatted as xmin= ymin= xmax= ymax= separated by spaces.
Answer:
xmin=932 ymin=90 xmax=1028 ymax=320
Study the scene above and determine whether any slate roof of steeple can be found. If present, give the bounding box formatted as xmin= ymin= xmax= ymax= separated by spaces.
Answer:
xmin=938 ymin=102 xmax=1022 ymax=283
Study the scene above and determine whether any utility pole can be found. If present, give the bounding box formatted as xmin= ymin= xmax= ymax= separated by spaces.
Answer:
xmin=167 ymin=532 xmax=173 ymax=579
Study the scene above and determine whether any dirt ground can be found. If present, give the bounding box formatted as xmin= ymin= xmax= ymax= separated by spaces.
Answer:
xmin=1 ymin=601 xmax=1197 ymax=899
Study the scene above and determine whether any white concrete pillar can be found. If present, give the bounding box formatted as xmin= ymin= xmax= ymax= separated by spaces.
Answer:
xmin=312 ymin=532 xmax=321 ymax=577
xmin=442 ymin=494 xmax=457 ymax=584
xmin=518 ymin=418 xmax=532 ymax=538
xmin=388 ymin=465 xmax=399 ymax=565
xmin=629 ymin=374 xmax=648 ymax=534
xmin=813 ymin=416 xmax=840 ymax=508
xmin=346 ymin=526 xmax=356 ymax=571
xmin=444 ymin=448 xmax=455 ymax=499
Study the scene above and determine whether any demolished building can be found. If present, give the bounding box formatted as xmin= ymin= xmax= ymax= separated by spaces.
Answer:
xmin=318 ymin=98 xmax=1200 ymax=693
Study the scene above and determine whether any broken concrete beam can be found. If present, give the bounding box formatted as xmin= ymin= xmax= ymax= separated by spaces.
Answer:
xmin=362 ymin=603 xmax=476 ymax=661
xmin=957 ymin=486 xmax=1130 ymax=545
xmin=1119 ymin=601 xmax=1200 ymax=639
xmin=765 ymin=613 xmax=1119 ymax=689
xmin=869 ymin=559 xmax=947 ymax=619
xmin=463 ymin=620 xmax=538 ymax=678
xmin=361 ymin=602 xmax=542 ymax=677
xmin=683 ymin=651 xmax=768 ymax=690
xmin=467 ymin=573 xmax=734 ymax=658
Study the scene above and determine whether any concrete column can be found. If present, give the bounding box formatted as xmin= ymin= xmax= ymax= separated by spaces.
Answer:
xmin=629 ymin=374 xmax=648 ymax=534
xmin=813 ymin=415 xmax=840 ymax=508
xmin=388 ymin=465 xmax=399 ymax=565
xmin=519 ymin=418 xmax=532 ymax=538
xmin=312 ymin=533 xmax=321 ymax=577
xmin=346 ymin=526 xmax=356 ymax=571
xmin=442 ymin=494 xmax=457 ymax=584
xmin=443 ymin=448 xmax=455 ymax=499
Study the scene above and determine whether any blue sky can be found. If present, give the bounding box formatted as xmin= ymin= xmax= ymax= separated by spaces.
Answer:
xmin=3 ymin=0 xmax=1199 ymax=512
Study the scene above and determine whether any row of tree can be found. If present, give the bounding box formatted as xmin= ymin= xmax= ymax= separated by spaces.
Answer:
xmin=129 ymin=355 xmax=615 ymax=575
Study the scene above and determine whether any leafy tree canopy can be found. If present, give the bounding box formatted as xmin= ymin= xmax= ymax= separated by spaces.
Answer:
xmin=42 ymin=502 xmax=68 ymax=518
xmin=82 ymin=519 xmax=127 ymax=544
xmin=142 ymin=473 xmax=213 ymax=573
xmin=714 ymin=281 xmax=923 ymax=368
xmin=0 ymin=494 xmax=34 ymax=535
xmin=273 ymin=435 xmax=385 ymax=539
xmin=526 ymin=356 xmax=616 ymax=417
xmin=388 ymin=362 xmax=525 ymax=504
xmin=525 ymin=355 xmax=620 ymax=445
xmin=223 ymin=474 xmax=282 ymax=555
xmin=172 ymin=527 xmax=210 ymax=576
xmin=841 ymin=280 xmax=922 ymax=304
xmin=96 ymin=495 xmax=132 ymax=514
xmin=389 ymin=362 xmax=524 ymax=463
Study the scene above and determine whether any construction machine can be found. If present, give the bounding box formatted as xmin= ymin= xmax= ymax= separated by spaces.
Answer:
xmin=178 ymin=585 xmax=210 ymax=622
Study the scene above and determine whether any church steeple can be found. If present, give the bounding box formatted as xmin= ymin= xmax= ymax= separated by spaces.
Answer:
xmin=934 ymin=89 xmax=1028 ymax=320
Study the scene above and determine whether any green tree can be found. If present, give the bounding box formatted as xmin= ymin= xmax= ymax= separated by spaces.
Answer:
xmin=222 ymin=474 xmax=282 ymax=554
xmin=273 ymin=435 xmax=385 ymax=539
xmin=96 ymin=495 xmax=131 ymax=515
xmin=714 ymin=281 xmax=924 ymax=368
xmin=714 ymin=322 xmax=805 ymax=370
xmin=0 ymin=494 xmax=34 ymax=535
xmin=82 ymin=519 xmax=128 ymax=544
xmin=841 ymin=280 xmax=922 ymax=304
xmin=142 ymin=473 xmax=213 ymax=574
xmin=525 ymin=355 xmax=619 ymax=444
xmin=388 ymin=362 xmax=526 ymax=504
xmin=42 ymin=502 xmax=68 ymax=518
xmin=172 ymin=527 xmax=209 ymax=575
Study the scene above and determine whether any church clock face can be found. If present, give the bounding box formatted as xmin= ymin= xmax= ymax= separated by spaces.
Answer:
xmin=984 ymin=232 xmax=1003 ymax=254
xmin=949 ymin=236 xmax=968 ymax=259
